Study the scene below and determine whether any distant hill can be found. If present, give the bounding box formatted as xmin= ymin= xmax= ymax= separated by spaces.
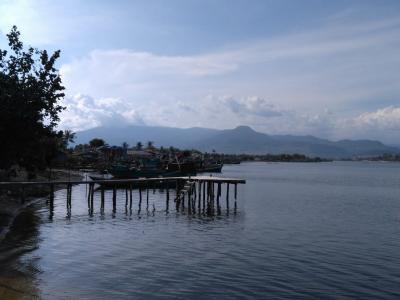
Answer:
xmin=74 ymin=125 xmax=400 ymax=159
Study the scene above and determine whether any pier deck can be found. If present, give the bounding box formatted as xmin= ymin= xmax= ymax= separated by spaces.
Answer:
xmin=0 ymin=176 xmax=246 ymax=217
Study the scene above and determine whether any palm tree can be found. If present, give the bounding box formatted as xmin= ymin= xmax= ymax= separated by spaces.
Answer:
xmin=62 ymin=130 xmax=76 ymax=149
xmin=136 ymin=142 xmax=143 ymax=150
xmin=147 ymin=141 xmax=154 ymax=149
xmin=122 ymin=142 xmax=129 ymax=150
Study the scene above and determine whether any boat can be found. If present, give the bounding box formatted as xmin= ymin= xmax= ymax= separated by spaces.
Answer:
xmin=167 ymin=161 xmax=197 ymax=176
xmin=197 ymin=163 xmax=223 ymax=173
xmin=89 ymin=174 xmax=180 ymax=189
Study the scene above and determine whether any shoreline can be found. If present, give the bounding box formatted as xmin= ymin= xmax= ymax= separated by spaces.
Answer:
xmin=0 ymin=169 xmax=83 ymax=243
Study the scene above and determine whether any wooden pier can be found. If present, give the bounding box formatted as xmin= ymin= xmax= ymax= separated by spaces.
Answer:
xmin=0 ymin=176 xmax=245 ymax=217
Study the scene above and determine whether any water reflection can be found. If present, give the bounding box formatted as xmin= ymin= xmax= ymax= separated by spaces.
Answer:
xmin=0 ymin=207 xmax=41 ymax=298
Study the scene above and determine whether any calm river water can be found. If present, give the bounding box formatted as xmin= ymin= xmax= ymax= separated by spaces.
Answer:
xmin=1 ymin=161 xmax=400 ymax=299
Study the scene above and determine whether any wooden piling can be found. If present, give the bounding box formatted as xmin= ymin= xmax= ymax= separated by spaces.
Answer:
xmin=192 ymin=184 xmax=196 ymax=214
xmin=138 ymin=188 xmax=142 ymax=212
xmin=146 ymin=188 xmax=149 ymax=211
xmin=226 ymin=183 xmax=230 ymax=214
xmin=202 ymin=181 xmax=206 ymax=214
xmin=100 ymin=186 xmax=105 ymax=212
xmin=87 ymin=183 xmax=91 ymax=210
xmin=49 ymin=183 xmax=54 ymax=218
xmin=90 ymin=183 xmax=94 ymax=214
xmin=216 ymin=183 xmax=221 ymax=215
xmin=234 ymin=183 xmax=237 ymax=214
xmin=175 ymin=179 xmax=179 ymax=202
xmin=129 ymin=184 xmax=133 ymax=210
xmin=66 ymin=184 xmax=72 ymax=217
xmin=198 ymin=181 xmax=202 ymax=213
xmin=188 ymin=191 xmax=192 ymax=215
xmin=112 ymin=186 xmax=116 ymax=213
xmin=166 ymin=186 xmax=170 ymax=213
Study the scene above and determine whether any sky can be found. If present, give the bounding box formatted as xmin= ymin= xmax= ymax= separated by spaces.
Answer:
xmin=0 ymin=0 xmax=399 ymax=144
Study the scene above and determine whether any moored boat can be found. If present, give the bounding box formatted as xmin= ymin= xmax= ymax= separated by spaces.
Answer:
xmin=197 ymin=163 xmax=223 ymax=173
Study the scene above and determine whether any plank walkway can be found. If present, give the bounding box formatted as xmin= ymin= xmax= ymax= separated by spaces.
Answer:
xmin=0 ymin=176 xmax=245 ymax=186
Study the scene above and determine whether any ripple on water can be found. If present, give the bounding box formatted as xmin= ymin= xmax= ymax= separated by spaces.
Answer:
xmin=1 ymin=162 xmax=400 ymax=299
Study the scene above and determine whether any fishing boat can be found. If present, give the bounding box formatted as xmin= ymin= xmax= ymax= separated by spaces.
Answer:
xmin=197 ymin=162 xmax=224 ymax=173
xmin=89 ymin=173 xmax=180 ymax=189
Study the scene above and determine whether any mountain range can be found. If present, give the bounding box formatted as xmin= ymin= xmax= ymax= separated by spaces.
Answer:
xmin=74 ymin=125 xmax=399 ymax=159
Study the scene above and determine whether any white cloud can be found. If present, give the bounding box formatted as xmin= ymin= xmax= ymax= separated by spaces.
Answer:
xmin=336 ymin=106 xmax=400 ymax=143
xmin=352 ymin=106 xmax=400 ymax=130
xmin=59 ymin=94 xmax=145 ymax=131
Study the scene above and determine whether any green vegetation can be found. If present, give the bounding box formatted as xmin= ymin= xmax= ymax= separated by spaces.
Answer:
xmin=89 ymin=138 xmax=106 ymax=148
xmin=0 ymin=26 xmax=67 ymax=171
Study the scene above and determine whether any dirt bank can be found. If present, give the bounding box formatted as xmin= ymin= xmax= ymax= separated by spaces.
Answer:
xmin=0 ymin=169 xmax=83 ymax=241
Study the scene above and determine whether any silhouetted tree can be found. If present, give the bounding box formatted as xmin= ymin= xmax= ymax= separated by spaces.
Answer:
xmin=89 ymin=138 xmax=105 ymax=148
xmin=147 ymin=141 xmax=154 ymax=149
xmin=136 ymin=142 xmax=143 ymax=150
xmin=122 ymin=142 xmax=129 ymax=149
xmin=61 ymin=130 xmax=75 ymax=150
xmin=0 ymin=26 xmax=65 ymax=170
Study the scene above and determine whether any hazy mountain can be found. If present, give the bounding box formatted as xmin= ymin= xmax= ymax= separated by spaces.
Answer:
xmin=74 ymin=125 xmax=399 ymax=159
xmin=75 ymin=125 xmax=220 ymax=149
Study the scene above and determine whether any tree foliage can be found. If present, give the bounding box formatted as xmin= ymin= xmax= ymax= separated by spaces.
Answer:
xmin=0 ymin=26 xmax=65 ymax=170
xmin=89 ymin=138 xmax=105 ymax=148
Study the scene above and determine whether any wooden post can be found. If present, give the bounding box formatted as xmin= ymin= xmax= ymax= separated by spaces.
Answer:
xmin=100 ymin=186 xmax=105 ymax=212
xmin=226 ymin=183 xmax=230 ymax=214
xmin=49 ymin=183 xmax=54 ymax=218
xmin=66 ymin=184 xmax=70 ymax=209
xmin=234 ymin=183 xmax=237 ymax=214
xmin=210 ymin=182 xmax=214 ymax=215
xmin=175 ymin=179 xmax=179 ymax=202
xmin=216 ymin=183 xmax=221 ymax=215
xmin=69 ymin=184 xmax=72 ymax=209
xmin=202 ymin=181 xmax=206 ymax=214
xmin=146 ymin=188 xmax=149 ymax=211
xmin=90 ymin=183 xmax=94 ymax=215
xmin=125 ymin=188 xmax=128 ymax=207
xmin=166 ymin=185 xmax=170 ymax=213
xmin=138 ymin=188 xmax=142 ymax=213
xmin=192 ymin=184 xmax=196 ymax=214
xmin=129 ymin=184 xmax=133 ymax=210
xmin=198 ymin=181 xmax=201 ymax=213
xmin=112 ymin=186 xmax=116 ymax=213
xmin=187 ymin=191 xmax=191 ymax=215
xmin=176 ymin=193 xmax=180 ymax=211
xmin=67 ymin=183 xmax=72 ymax=217
xmin=87 ymin=183 xmax=91 ymax=210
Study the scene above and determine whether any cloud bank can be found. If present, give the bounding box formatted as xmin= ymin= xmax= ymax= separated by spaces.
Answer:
xmin=56 ymin=14 xmax=400 ymax=144
xmin=2 ymin=1 xmax=398 ymax=144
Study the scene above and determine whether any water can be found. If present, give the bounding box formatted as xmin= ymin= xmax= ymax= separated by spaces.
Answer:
xmin=1 ymin=161 xmax=400 ymax=299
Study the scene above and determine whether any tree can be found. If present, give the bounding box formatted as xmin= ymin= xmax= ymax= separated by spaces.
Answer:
xmin=0 ymin=26 xmax=65 ymax=170
xmin=89 ymin=138 xmax=105 ymax=148
xmin=61 ymin=130 xmax=76 ymax=150
xmin=147 ymin=141 xmax=154 ymax=149
xmin=122 ymin=142 xmax=129 ymax=149
xmin=136 ymin=142 xmax=143 ymax=150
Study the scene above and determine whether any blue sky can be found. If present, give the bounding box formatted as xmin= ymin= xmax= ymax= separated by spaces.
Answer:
xmin=1 ymin=0 xmax=400 ymax=144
